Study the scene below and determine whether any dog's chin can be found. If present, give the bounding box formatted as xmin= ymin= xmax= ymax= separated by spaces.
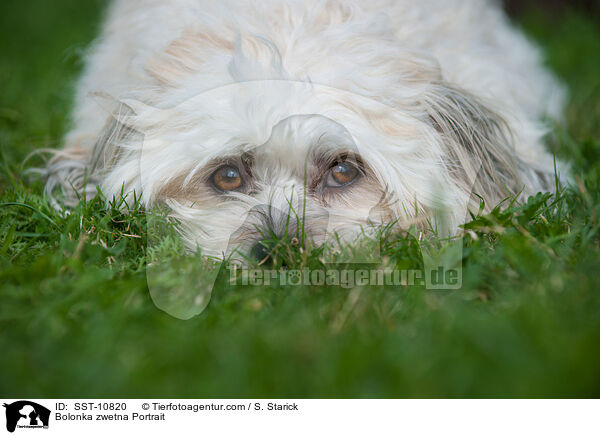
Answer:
xmin=173 ymin=209 xmax=372 ymax=263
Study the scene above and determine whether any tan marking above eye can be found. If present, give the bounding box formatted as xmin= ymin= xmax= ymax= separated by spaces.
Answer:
xmin=211 ymin=165 xmax=243 ymax=192
xmin=327 ymin=162 xmax=360 ymax=187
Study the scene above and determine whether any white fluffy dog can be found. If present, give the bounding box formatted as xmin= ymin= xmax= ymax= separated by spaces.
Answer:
xmin=44 ymin=0 xmax=566 ymax=260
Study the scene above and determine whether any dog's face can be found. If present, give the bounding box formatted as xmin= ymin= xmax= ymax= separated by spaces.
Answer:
xmin=173 ymin=114 xmax=391 ymax=261
xmin=95 ymin=76 xmax=527 ymax=261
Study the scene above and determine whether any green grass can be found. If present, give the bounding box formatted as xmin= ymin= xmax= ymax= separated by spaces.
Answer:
xmin=1 ymin=1 xmax=599 ymax=398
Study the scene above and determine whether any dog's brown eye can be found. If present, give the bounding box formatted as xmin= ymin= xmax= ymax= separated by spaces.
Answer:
xmin=325 ymin=162 xmax=360 ymax=187
xmin=212 ymin=165 xmax=243 ymax=192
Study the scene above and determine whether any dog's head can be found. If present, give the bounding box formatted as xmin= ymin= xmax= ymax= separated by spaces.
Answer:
xmin=82 ymin=17 xmax=553 ymax=261
xmin=92 ymin=78 xmax=533 ymax=261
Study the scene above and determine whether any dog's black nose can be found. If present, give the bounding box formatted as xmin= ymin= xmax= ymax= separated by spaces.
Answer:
xmin=251 ymin=241 xmax=272 ymax=264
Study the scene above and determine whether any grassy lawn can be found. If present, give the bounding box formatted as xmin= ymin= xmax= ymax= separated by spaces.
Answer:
xmin=1 ymin=1 xmax=599 ymax=398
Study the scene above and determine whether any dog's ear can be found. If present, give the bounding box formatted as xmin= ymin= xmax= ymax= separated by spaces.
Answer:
xmin=89 ymin=101 xmax=141 ymax=176
xmin=424 ymin=83 xmax=523 ymax=208
xmin=41 ymin=98 xmax=147 ymax=209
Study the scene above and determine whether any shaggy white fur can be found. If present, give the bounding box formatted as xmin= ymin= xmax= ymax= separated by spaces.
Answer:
xmin=44 ymin=0 xmax=567 ymax=259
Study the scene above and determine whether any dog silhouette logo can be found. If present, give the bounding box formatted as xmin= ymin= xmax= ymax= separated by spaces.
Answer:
xmin=3 ymin=401 xmax=50 ymax=433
